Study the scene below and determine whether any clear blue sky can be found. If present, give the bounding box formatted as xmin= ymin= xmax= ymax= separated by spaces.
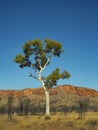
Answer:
xmin=0 ymin=0 xmax=98 ymax=90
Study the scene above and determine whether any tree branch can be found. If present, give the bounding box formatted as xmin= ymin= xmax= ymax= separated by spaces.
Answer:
xmin=42 ymin=57 xmax=51 ymax=72
xmin=29 ymin=71 xmax=38 ymax=80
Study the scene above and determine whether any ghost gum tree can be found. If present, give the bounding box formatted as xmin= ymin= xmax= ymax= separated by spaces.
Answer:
xmin=14 ymin=38 xmax=71 ymax=117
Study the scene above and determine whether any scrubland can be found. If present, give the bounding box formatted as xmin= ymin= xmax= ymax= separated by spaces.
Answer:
xmin=0 ymin=112 xmax=98 ymax=130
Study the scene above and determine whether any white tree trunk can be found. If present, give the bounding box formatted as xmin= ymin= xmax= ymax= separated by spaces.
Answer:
xmin=37 ymin=65 xmax=51 ymax=117
xmin=45 ymin=90 xmax=50 ymax=117
xmin=38 ymin=76 xmax=50 ymax=117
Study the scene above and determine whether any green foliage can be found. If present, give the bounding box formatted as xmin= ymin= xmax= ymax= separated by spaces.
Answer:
xmin=14 ymin=55 xmax=29 ymax=68
xmin=14 ymin=55 xmax=24 ymax=63
xmin=42 ymin=68 xmax=71 ymax=89
xmin=62 ymin=71 xmax=71 ymax=79
xmin=14 ymin=38 xmax=71 ymax=92
xmin=14 ymin=38 xmax=63 ymax=71
xmin=44 ymin=38 xmax=63 ymax=56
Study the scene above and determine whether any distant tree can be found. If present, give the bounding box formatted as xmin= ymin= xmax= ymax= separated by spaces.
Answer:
xmin=18 ymin=97 xmax=24 ymax=116
xmin=0 ymin=105 xmax=7 ymax=114
xmin=19 ymin=102 xmax=24 ymax=115
xmin=14 ymin=38 xmax=71 ymax=117
xmin=24 ymin=98 xmax=31 ymax=116
xmin=77 ymin=97 xmax=90 ymax=119
xmin=8 ymin=96 xmax=14 ymax=121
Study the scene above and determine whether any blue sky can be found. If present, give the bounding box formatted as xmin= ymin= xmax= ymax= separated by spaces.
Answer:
xmin=0 ymin=0 xmax=98 ymax=90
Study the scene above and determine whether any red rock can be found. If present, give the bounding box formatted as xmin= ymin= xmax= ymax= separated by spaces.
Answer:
xmin=0 ymin=84 xmax=97 ymax=97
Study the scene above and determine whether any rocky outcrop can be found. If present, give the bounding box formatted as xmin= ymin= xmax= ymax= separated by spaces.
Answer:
xmin=0 ymin=84 xmax=97 ymax=97
xmin=52 ymin=84 xmax=98 ymax=97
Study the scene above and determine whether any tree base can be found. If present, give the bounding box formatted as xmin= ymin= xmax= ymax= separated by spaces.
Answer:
xmin=45 ymin=115 xmax=51 ymax=120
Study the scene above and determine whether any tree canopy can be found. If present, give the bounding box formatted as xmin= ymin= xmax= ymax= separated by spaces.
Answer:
xmin=14 ymin=38 xmax=71 ymax=90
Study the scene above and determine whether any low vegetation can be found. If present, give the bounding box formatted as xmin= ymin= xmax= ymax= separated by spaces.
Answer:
xmin=0 ymin=112 xmax=98 ymax=130
xmin=0 ymin=85 xmax=98 ymax=129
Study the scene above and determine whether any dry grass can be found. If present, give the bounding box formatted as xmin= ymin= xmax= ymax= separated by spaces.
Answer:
xmin=0 ymin=112 xmax=98 ymax=130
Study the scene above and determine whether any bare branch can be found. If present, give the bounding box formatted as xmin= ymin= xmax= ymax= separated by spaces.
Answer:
xmin=29 ymin=71 xmax=38 ymax=80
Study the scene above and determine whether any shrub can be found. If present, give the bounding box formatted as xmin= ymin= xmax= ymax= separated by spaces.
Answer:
xmin=86 ymin=119 xmax=98 ymax=127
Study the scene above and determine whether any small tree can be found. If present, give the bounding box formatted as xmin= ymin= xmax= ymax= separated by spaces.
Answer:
xmin=77 ymin=97 xmax=90 ymax=119
xmin=14 ymin=38 xmax=71 ymax=117
xmin=18 ymin=97 xmax=24 ymax=116
xmin=24 ymin=98 xmax=31 ymax=116
xmin=8 ymin=96 xmax=14 ymax=121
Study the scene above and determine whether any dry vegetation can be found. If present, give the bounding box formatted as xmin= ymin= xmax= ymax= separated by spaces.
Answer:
xmin=0 ymin=85 xmax=98 ymax=130
xmin=0 ymin=112 xmax=98 ymax=130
